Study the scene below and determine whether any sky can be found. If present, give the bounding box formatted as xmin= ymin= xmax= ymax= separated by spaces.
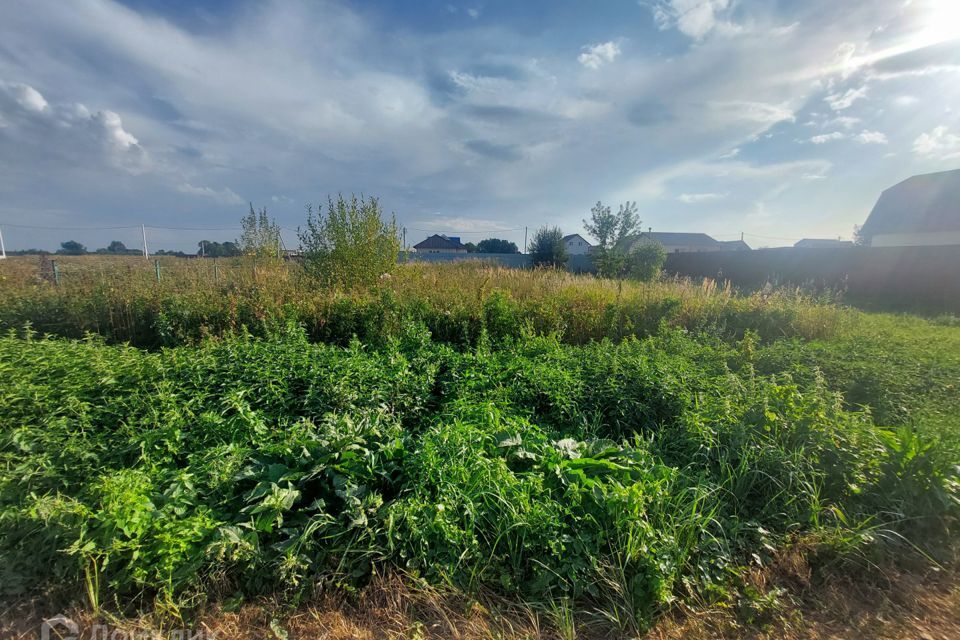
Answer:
xmin=1 ymin=0 xmax=959 ymax=252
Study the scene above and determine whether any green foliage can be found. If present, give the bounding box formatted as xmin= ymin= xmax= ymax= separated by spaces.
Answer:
xmin=197 ymin=240 xmax=241 ymax=257
xmin=0 ymin=323 xmax=956 ymax=630
xmin=627 ymin=240 xmax=666 ymax=282
xmin=529 ymin=226 xmax=568 ymax=268
xmin=583 ymin=201 xmax=641 ymax=278
xmin=239 ymin=204 xmax=282 ymax=258
xmin=298 ymin=195 xmax=400 ymax=287
xmin=476 ymin=238 xmax=519 ymax=254
xmin=58 ymin=240 xmax=87 ymax=255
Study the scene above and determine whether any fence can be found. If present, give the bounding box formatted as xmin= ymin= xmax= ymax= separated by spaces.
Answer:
xmin=663 ymin=245 xmax=960 ymax=312
xmin=400 ymin=252 xmax=596 ymax=272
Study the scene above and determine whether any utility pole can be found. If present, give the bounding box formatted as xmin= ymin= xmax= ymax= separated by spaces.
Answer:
xmin=0 ymin=226 xmax=6 ymax=259
xmin=141 ymin=224 xmax=149 ymax=259
xmin=523 ymin=226 xmax=528 ymax=254
xmin=741 ymin=231 xmax=744 ymax=242
xmin=200 ymin=240 xmax=205 ymax=258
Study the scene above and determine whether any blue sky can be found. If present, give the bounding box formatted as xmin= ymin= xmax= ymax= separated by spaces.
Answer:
xmin=1 ymin=0 xmax=959 ymax=251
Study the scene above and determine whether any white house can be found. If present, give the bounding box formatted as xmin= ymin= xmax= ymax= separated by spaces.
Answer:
xmin=562 ymin=233 xmax=593 ymax=255
xmin=859 ymin=168 xmax=960 ymax=247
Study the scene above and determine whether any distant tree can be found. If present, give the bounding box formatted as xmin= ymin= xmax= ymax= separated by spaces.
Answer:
xmin=197 ymin=240 xmax=242 ymax=257
xmin=583 ymin=201 xmax=642 ymax=278
xmin=239 ymin=204 xmax=282 ymax=257
xmin=57 ymin=240 xmax=87 ymax=255
xmin=464 ymin=242 xmax=478 ymax=253
xmin=852 ymin=224 xmax=867 ymax=246
xmin=529 ymin=226 xmax=568 ymax=268
xmin=106 ymin=240 xmax=128 ymax=253
xmin=476 ymin=238 xmax=519 ymax=254
xmin=626 ymin=239 xmax=666 ymax=282
xmin=298 ymin=194 xmax=401 ymax=287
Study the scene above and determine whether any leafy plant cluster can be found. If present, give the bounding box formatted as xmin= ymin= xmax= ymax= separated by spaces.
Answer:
xmin=1 ymin=325 xmax=956 ymax=632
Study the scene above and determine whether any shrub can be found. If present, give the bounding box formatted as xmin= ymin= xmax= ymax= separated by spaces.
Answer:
xmin=298 ymin=194 xmax=400 ymax=287
xmin=627 ymin=240 xmax=666 ymax=282
xmin=529 ymin=226 xmax=568 ymax=268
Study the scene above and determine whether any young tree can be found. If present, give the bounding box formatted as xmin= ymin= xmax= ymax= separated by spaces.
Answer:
xmin=476 ymin=238 xmax=519 ymax=254
xmin=528 ymin=226 xmax=568 ymax=268
xmin=239 ymin=204 xmax=282 ymax=257
xmin=627 ymin=239 xmax=666 ymax=282
xmin=583 ymin=200 xmax=642 ymax=278
xmin=106 ymin=240 xmax=128 ymax=254
xmin=298 ymin=194 xmax=400 ymax=287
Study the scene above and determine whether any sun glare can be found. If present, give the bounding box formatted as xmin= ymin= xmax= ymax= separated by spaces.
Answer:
xmin=917 ymin=0 xmax=960 ymax=47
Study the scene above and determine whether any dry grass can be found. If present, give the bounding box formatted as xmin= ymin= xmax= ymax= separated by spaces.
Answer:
xmin=4 ymin=564 xmax=957 ymax=640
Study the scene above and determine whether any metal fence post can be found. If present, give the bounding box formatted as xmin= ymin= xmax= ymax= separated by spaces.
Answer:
xmin=52 ymin=260 xmax=61 ymax=286
xmin=155 ymin=260 xmax=161 ymax=282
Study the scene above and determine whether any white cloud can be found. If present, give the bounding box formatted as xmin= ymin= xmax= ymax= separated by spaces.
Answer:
xmin=12 ymin=83 xmax=48 ymax=112
xmin=828 ymin=115 xmax=861 ymax=129
xmin=810 ymin=131 xmax=846 ymax=144
xmin=577 ymin=41 xmax=621 ymax=69
xmin=824 ymin=86 xmax=867 ymax=110
xmin=709 ymin=101 xmax=794 ymax=125
xmin=893 ymin=95 xmax=918 ymax=107
xmin=0 ymin=82 xmax=149 ymax=174
xmin=678 ymin=192 xmax=725 ymax=203
xmin=719 ymin=147 xmax=740 ymax=159
xmin=648 ymin=0 xmax=738 ymax=40
xmin=466 ymin=8 xmax=481 ymax=19
xmin=913 ymin=126 xmax=960 ymax=160
xmin=855 ymin=130 xmax=887 ymax=144
xmin=176 ymin=183 xmax=245 ymax=206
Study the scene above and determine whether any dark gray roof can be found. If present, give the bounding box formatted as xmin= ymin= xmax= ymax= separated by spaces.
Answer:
xmin=414 ymin=234 xmax=467 ymax=250
xmin=719 ymin=239 xmax=751 ymax=250
xmin=794 ymin=238 xmax=853 ymax=248
xmin=860 ymin=168 xmax=960 ymax=237
xmin=562 ymin=233 xmax=591 ymax=245
xmin=640 ymin=231 xmax=720 ymax=246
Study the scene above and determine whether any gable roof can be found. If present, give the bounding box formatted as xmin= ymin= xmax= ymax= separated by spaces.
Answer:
xmin=413 ymin=234 xmax=467 ymax=250
xmin=639 ymin=231 xmax=720 ymax=247
xmin=719 ymin=239 xmax=751 ymax=250
xmin=562 ymin=233 xmax=592 ymax=245
xmin=794 ymin=238 xmax=853 ymax=248
xmin=860 ymin=168 xmax=960 ymax=237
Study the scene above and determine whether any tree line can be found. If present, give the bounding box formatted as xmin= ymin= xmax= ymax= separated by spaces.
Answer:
xmin=17 ymin=197 xmax=667 ymax=284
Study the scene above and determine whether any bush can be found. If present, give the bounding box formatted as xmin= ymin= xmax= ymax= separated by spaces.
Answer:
xmin=628 ymin=240 xmax=666 ymax=281
xmin=298 ymin=195 xmax=400 ymax=287
xmin=529 ymin=226 xmax=568 ymax=268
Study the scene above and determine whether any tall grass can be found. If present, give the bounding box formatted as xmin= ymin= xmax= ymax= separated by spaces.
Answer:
xmin=0 ymin=256 xmax=844 ymax=347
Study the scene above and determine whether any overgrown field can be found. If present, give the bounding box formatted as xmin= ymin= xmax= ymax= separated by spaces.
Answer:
xmin=0 ymin=255 xmax=844 ymax=347
xmin=0 ymin=256 xmax=958 ymax=635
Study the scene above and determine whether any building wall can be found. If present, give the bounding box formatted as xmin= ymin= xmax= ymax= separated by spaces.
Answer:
xmin=870 ymin=231 xmax=960 ymax=247
xmin=417 ymin=247 xmax=468 ymax=254
xmin=564 ymin=238 xmax=591 ymax=255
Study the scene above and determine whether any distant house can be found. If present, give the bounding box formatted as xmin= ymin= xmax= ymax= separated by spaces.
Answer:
xmin=718 ymin=239 xmax=751 ymax=251
xmin=562 ymin=233 xmax=593 ymax=255
xmin=859 ymin=168 xmax=960 ymax=247
xmin=413 ymin=234 xmax=468 ymax=254
xmin=636 ymin=231 xmax=722 ymax=253
xmin=793 ymin=239 xmax=853 ymax=248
